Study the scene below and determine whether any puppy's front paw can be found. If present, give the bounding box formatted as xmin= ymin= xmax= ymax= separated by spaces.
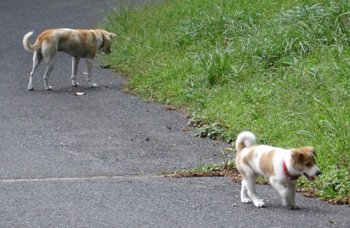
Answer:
xmin=241 ymin=198 xmax=252 ymax=204
xmin=72 ymin=81 xmax=79 ymax=87
xmin=253 ymin=199 xmax=265 ymax=208
xmin=289 ymin=204 xmax=299 ymax=210
xmin=90 ymin=83 xmax=98 ymax=88
xmin=45 ymin=86 xmax=53 ymax=91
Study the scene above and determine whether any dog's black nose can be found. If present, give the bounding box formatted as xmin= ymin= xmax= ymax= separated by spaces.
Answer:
xmin=316 ymin=170 xmax=322 ymax=176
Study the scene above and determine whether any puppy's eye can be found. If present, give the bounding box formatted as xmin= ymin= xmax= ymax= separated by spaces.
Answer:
xmin=305 ymin=162 xmax=312 ymax=167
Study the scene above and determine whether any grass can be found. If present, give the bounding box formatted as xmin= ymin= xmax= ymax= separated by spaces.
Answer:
xmin=101 ymin=0 xmax=350 ymax=204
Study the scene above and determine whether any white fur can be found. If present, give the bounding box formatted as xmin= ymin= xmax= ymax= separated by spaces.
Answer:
xmin=235 ymin=131 xmax=256 ymax=147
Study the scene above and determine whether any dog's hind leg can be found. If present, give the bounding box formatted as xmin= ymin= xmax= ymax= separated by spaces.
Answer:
xmin=71 ymin=57 xmax=80 ymax=87
xmin=43 ymin=64 xmax=54 ymax=90
xmin=86 ymin=58 xmax=98 ymax=88
xmin=28 ymin=50 xmax=43 ymax=91
xmin=240 ymin=178 xmax=252 ymax=204
xmin=42 ymin=54 xmax=55 ymax=90
xmin=244 ymin=175 xmax=265 ymax=208
xmin=41 ymin=43 xmax=56 ymax=90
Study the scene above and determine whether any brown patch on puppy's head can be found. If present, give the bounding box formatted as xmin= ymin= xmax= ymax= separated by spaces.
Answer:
xmin=291 ymin=146 xmax=320 ymax=180
xmin=291 ymin=146 xmax=316 ymax=163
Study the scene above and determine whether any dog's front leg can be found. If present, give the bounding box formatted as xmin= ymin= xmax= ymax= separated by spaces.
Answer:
xmin=86 ymin=58 xmax=97 ymax=88
xmin=284 ymin=181 xmax=298 ymax=209
xmin=270 ymin=179 xmax=299 ymax=209
xmin=71 ymin=57 xmax=80 ymax=87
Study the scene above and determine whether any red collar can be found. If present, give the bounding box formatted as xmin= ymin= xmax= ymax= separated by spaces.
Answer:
xmin=283 ymin=161 xmax=300 ymax=180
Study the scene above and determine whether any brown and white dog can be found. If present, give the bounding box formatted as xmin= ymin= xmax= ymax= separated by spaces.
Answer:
xmin=23 ymin=28 xmax=116 ymax=91
xmin=235 ymin=131 xmax=321 ymax=209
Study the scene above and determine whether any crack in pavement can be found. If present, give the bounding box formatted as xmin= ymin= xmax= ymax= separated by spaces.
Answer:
xmin=0 ymin=174 xmax=165 ymax=183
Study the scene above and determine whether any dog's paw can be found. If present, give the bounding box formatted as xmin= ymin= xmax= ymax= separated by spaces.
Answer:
xmin=253 ymin=199 xmax=265 ymax=208
xmin=72 ymin=81 xmax=79 ymax=87
xmin=289 ymin=204 xmax=299 ymax=210
xmin=90 ymin=83 xmax=98 ymax=88
xmin=45 ymin=86 xmax=53 ymax=91
xmin=241 ymin=198 xmax=252 ymax=204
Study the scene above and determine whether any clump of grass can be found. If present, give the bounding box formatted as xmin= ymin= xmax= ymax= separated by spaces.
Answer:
xmin=102 ymin=0 xmax=350 ymax=204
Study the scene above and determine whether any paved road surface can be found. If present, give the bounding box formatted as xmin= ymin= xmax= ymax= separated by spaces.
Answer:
xmin=0 ymin=0 xmax=349 ymax=227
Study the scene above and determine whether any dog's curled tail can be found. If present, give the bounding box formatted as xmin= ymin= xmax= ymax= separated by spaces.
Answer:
xmin=235 ymin=131 xmax=256 ymax=154
xmin=23 ymin=31 xmax=40 ymax=52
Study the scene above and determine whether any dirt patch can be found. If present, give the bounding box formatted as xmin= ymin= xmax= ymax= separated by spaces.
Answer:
xmin=166 ymin=166 xmax=269 ymax=185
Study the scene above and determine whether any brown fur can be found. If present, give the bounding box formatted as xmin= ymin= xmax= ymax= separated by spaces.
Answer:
xmin=260 ymin=150 xmax=275 ymax=176
xmin=242 ymin=149 xmax=255 ymax=167
xmin=236 ymin=141 xmax=246 ymax=154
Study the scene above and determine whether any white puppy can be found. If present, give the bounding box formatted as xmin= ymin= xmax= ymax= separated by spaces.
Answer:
xmin=235 ymin=131 xmax=321 ymax=209
xmin=23 ymin=28 xmax=116 ymax=91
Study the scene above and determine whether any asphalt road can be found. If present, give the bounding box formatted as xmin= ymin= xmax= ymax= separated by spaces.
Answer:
xmin=0 ymin=1 xmax=349 ymax=227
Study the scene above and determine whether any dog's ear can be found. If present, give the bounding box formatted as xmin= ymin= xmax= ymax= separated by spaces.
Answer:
xmin=299 ymin=146 xmax=317 ymax=157
xmin=109 ymin=33 xmax=116 ymax=39
xmin=291 ymin=149 xmax=303 ymax=161
xmin=310 ymin=147 xmax=317 ymax=157
xmin=292 ymin=147 xmax=317 ymax=162
xmin=311 ymin=147 xmax=317 ymax=157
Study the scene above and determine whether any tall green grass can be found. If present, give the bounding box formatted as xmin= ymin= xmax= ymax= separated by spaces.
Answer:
xmin=102 ymin=0 xmax=350 ymax=203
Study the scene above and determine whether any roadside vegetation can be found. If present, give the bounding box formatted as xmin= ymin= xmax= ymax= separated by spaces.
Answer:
xmin=102 ymin=0 xmax=350 ymax=204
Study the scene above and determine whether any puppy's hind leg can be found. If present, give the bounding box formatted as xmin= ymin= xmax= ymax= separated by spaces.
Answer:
xmin=86 ymin=58 xmax=98 ymax=88
xmin=245 ymin=174 xmax=265 ymax=208
xmin=240 ymin=179 xmax=252 ymax=204
xmin=71 ymin=57 xmax=80 ymax=87
xmin=28 ymin=50 xmax=43 ymax=91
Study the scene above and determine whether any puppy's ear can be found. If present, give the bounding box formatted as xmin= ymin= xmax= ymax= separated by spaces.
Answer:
xmin=299 ymin=146 xmax=317 ymax=157
xmin=109 ymin=33 xmax=116 ymax=39
xmin=310 ymin=147 xmax=317 ymax=157
xmin=291 ymin=149 xmax=303 ymax=161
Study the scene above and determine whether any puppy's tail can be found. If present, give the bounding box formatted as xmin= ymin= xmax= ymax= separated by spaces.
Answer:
xmin=23 ymin=31 xmax=41 ymax=52
xmin=235 ymin=131 xmax=256 ymax=154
